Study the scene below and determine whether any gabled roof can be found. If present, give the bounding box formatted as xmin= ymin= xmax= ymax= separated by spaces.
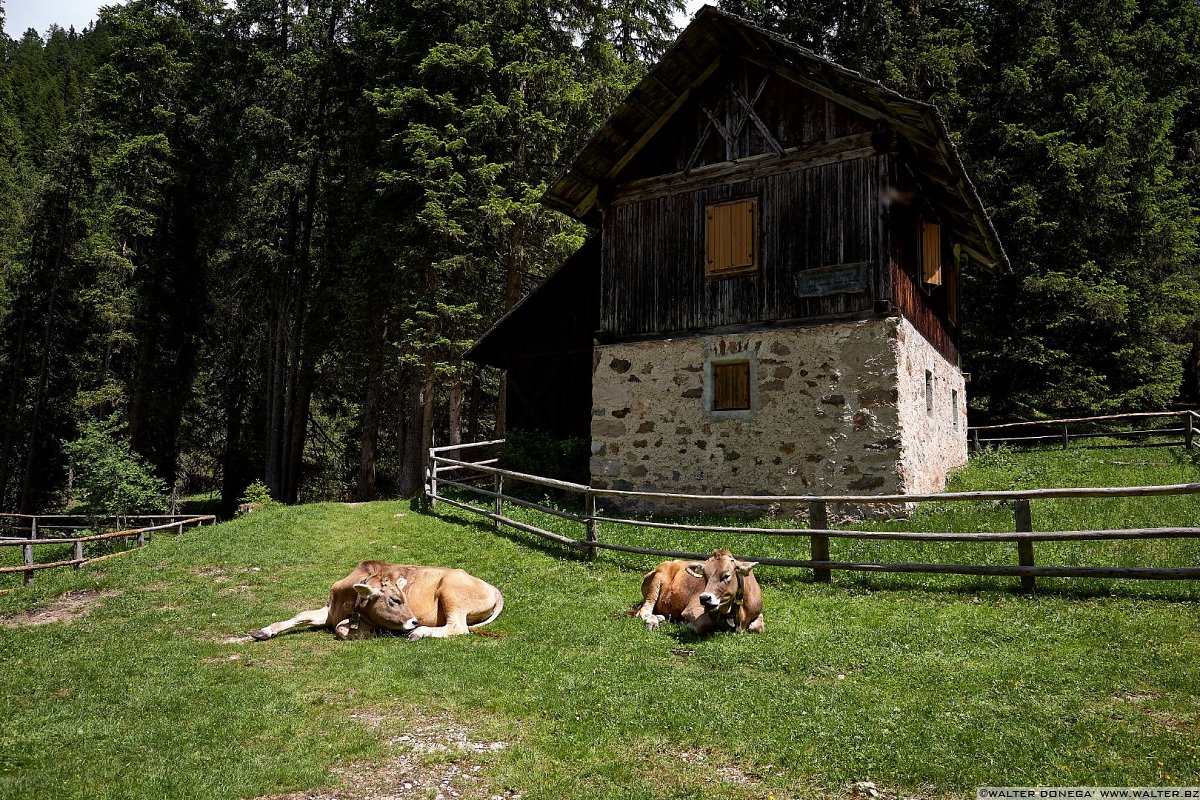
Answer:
xmin=544 ymin=5 xmax=1008 ymax=271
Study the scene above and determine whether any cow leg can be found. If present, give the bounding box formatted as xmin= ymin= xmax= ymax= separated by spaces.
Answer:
xmin=251 ymin=606 xmax=330 ymax=640
xmin=684 ymin=609 xmax=715 ymax=635
xmin=746 ymin=614 xmax=765 ymax=633
xmin=407 ymin=608 xmax=470 ymax=641
xmin=635 ymin=572 xmax=667 ymax=630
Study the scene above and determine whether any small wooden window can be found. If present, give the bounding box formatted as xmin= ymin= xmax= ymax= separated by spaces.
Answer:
xmin=705 ymin=198 xmax=759 ymax=278
xmin=713 ymin=361 xmax=752 ymax=411
xmin=920 ymin=218 xmax=942 ymax=286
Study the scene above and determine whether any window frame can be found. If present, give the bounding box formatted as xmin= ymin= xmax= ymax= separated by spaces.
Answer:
xmin=704 ymin=353 xmax=758 ymax=418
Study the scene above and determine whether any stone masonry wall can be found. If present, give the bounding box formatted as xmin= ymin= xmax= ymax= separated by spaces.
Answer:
xmin=894 ymin=318 xmax=968 ymax=494
xmin=589 ymin=316 xmax=966 ymax=513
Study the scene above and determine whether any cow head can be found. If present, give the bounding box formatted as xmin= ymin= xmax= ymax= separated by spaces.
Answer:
xmin=685 ymin=549 xmax=758 ymax=616
xmin=352 ymin=574 xmax=419 ymax=633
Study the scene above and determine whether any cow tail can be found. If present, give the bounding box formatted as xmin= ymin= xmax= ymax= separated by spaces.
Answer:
xmin=468 ymin=587 xmax=504 ymax=631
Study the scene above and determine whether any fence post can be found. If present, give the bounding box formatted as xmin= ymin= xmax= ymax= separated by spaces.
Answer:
xmin=136 ymin=527 xmax=146 ymax=548
xmin=73 ymin=539 xmax=84 ymax=568
xmin=428 ymin=459 xmax=439 ymax=508
xmin=1186 ymin=413 xmax=1194 ymax=449
xmin=23 ymin=543 xmax=34 ymax=585
xmin=493 ymin=474 xmax=503 ymax=531
xmin=585 ymin=490 xmax=598 ymax=561
xmin=809 ymin=501 xmax=830 ymax=583
xmin=1014 ymin=499 xmax=1036 ymax=593
xmin=1061 ymin=425 xmax=1069 ymax=449
xmin=971 ymin=428 xmax=981 ymax=452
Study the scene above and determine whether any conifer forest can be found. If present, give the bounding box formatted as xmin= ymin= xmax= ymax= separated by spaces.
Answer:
xmin=0 ymin=0 xmax=1197 ymax=515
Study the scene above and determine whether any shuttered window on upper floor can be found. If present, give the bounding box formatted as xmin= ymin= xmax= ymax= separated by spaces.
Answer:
xmin=712 ymin=360 xmax=752 ymax=411
xmin=920 ymin=218 xmax=942 ymax=287
xmin=705 ymin=198 xmax=759 ymax=278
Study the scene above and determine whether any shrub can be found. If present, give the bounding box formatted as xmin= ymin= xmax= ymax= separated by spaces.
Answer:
xmin=499 ymin=429 xmax=589 ymax=486
xmin=238 ymin=479 xmax=279 ymax=509
xmin=62 ymin=414 xmax=167 ymax=516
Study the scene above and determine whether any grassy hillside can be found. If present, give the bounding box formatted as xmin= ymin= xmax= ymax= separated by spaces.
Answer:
xmin=0 ymin=443 xmax=1198 ymax=799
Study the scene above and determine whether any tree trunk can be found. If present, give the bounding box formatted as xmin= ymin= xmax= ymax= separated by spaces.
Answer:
xmin=356 ymin=316 xmax=389 ymax=501
xmin=466 ymin=366 xmax=481 ymax=443
xmin=264 ymin=304 xmax=288 ymax=500
xmin=447 ymin=379 xmax=463 ymax=446
xmin=397 ymin=368 xmax=435 ymax=497
xmin=495 ymin=372 xmax=507 ymax=438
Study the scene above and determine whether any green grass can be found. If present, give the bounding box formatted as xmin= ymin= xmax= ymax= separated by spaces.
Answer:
xmin=1 ymin=443 xmax=1198 ymax=799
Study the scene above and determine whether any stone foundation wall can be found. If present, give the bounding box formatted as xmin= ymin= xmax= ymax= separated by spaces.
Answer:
xmin=589 ymin=316 xmax=965 ymax=514
xmin=894 ymin=318 xmax=968 ymax=494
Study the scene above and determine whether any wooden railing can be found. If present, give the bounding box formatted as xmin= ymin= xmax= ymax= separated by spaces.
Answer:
xmin=969 ymin=410 xmax=1200 ymax=450
xmin=0 ymin=514 xmax=216 ymax=585
xmin=427 ymin=441 xmax=1200 ymax=592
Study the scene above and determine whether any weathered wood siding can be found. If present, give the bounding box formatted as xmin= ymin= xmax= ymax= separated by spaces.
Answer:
xmin=621 ymin=61 xmax=875 ymax=178
xmin=600 ymin=153 xmax=888 ymax=337
xmin=888 ymin=194 xmax=960 ymax=364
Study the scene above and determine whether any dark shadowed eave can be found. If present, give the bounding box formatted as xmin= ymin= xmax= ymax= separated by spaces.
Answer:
xmin=543 ymin=4 xmax=1009 ymax=272
xmin=464 ymin=236 xmax=601 ymax=368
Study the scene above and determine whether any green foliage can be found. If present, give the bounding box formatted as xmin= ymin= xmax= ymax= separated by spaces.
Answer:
xmin=499 ymin=428 xmax=589 ymax=485
xmin=238 ymin=479 xmax=279 ymax=509
xmin=61 ymin=414 xmax=166 ymax=515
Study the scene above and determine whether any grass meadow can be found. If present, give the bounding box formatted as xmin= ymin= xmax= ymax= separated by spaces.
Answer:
xmin=0 ymin=441 xmax=1198 ymax=799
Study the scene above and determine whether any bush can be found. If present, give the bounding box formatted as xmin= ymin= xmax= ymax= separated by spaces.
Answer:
xmin=499 ymin=429 xmax=589 ymax=486
xmin=238 ymin=479 xmax=279 ymax=509
xmin=62 ymin=414 xmax=167 ymax=516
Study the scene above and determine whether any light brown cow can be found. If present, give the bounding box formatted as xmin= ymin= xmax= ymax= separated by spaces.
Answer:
xmin=251 ymin=560 xmax=503 ymax=641
xmin=634 ymin=548 xmax=764 ymax=634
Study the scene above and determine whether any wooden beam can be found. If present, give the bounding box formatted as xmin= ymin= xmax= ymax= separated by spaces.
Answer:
xmin=699 ymin=103 xmax=735 ymax=159
xmin=613 ymin=132 xmax=877 ymax=204
xmin=733 ymin=85 xmax=784 ymax=154
xmin=563 ymin=56 xmax=724 ymax=219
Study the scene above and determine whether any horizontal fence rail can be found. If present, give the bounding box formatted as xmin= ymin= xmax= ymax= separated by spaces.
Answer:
xmin=0 ymin=514 xmax=216 ymax=585
xmin=968 ymin=409 xmax=1200 ymax=450
xmin=426 ymin=440 xmax=1200 ymax=593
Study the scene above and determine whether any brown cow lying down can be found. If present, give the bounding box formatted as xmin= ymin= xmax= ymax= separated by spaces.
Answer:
xmin=251 ymin=560 xmax=503 ymax=641
xmin=634 ymin=548 xmax=764 ymax=634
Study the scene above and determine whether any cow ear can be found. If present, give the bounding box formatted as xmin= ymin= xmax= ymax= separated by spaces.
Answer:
xmin=352 ymin=582 xmax=377 ymax=598
xmin=735 ymin=560 xmax=758 ymax=576
xmin=685 ymin=562 xmax=705 ymax=578
xmin=391 ymin=576 xmax=408 ymax=591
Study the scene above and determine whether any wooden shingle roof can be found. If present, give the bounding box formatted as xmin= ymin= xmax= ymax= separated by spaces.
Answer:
xmin=544 ymin=5 xmax=1008 ymax=271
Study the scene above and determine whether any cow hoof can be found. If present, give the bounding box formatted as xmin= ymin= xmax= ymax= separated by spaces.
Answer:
xmin=644 ymin=618 xmax=660 ymax=630
xmin=250 ymin=630 xmax=271 ymax=641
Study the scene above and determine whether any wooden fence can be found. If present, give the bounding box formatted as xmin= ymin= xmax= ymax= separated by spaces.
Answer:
xmin=969 ymin=410 xmax=1200 ymax=450
xmin=0 ymin=514 xmax=216 ymax=585
xmin=427 ymin=440 xmax=1200 ymax=592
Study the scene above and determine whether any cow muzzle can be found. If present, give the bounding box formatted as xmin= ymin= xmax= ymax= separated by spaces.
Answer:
xmin=402 ymin=618 xmax=419 ymax=631
xmin=699 ymin=592 xmax=722 ymax=610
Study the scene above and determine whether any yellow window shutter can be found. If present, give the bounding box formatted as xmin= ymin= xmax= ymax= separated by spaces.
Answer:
xmin=920 ymin=218 xmax=942 ymax=286
xmin=705 ymin=199 xmax=759 ymax=278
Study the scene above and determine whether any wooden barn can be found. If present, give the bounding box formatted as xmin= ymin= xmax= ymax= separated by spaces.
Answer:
xmin=467 ymin=6 xmax=1007 ymax=507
